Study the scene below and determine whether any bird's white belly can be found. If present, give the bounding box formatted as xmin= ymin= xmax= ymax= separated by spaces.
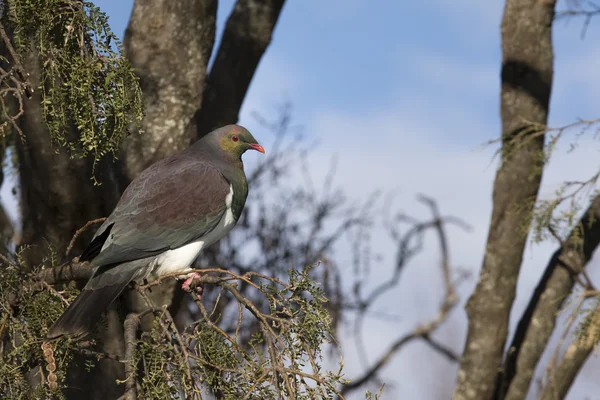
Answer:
xmin=152 ymin=240 xmax=205 ymax=276
xmin=150 ymin=184 xmax=236 ymax=278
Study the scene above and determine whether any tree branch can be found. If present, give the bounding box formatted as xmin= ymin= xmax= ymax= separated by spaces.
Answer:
xmin=497 ymin=194 xmax=600 ymax=399
xmin=556 ymin=2 xmax=600 ymax=38
xmin=189 ymin=0 xmax=286 ymax=139
xmin=537 ymin=300 xmax=600 ymax=400
xmin=452 ymin=0 xmax=556 ymax=398
xmin=65 ymin=218 xmax=106 ymax=258
xmin=37 ymin=259 xmax=93 ymax=284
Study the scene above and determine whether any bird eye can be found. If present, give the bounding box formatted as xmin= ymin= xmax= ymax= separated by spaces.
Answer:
xmin=232 ymin=135 xmax=239 ymax=142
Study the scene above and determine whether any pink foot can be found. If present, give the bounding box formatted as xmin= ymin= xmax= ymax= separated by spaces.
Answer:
xmin=182 ymin=272 xmax=203 ymax=298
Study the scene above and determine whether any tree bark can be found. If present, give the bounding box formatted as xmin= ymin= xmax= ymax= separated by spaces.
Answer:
xmin=497 ymin=194 xmax=600 ymax=399
xmin=537 ymin=305 xmax=600 ymax=400
xmin=452 ymin=0 xmax=556 ymax=399
xmin=190 ymin=0 xmax=286 ymax=139
xmin=122 ymin=0 xmax=217 ymax=181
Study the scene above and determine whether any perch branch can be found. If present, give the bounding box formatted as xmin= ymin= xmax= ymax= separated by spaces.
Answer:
xmin=37 ymin=259 xmax=93 ymax=284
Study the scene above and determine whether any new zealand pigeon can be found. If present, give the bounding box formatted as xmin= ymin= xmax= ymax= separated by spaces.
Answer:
xmin=46 ymin=125 xmax=264 ymax=340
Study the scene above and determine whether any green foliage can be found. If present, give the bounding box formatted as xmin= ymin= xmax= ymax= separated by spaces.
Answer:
xmin=573 ymin=297 xmax=600 ymax=349
xmin=2 ymin=0 xmax=143 ymax=170
xmin=136 ymin=329 xmax=181 ymax=398
xmin=0 ymin=263 xmax=75 ymax=398
xmin=490 ymin=119 xmax=600 ymax=247
xmin=1 ymin=259 xmax=371 ymax=399
xmin=130 ymin=265 xmax=349 ymax=399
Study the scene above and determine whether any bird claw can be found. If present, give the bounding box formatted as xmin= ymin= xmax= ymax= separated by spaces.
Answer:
xmin=182 ymin=272 xmax=204 ymax=299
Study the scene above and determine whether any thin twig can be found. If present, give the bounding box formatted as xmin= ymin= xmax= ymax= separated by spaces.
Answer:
xmin=0 ymin=20 xmax=33 ymax=98
xmin=342 ymin=196 xmax=459 ymax=395
xmin=41 ymin=281 xmax=70 ymax=306
xmin=159 ymin=306 xmax=201 ymax=400
xmin=65 ymin=217 xmax=106 ymax=257
xmin=0 ymin=252 xmax=18 ymax=268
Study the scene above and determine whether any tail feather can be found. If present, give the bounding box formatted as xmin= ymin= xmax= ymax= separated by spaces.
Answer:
xmin=46 ymin=278 xmax=132 ymax=340
xmin=46 ymin=257 xmax=150 ymax=340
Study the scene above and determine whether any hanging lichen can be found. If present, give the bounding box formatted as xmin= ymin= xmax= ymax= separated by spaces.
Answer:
xmin=1 ymin=0 xmax=143 ymax=165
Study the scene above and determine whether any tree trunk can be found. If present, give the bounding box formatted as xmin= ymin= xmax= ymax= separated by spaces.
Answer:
xmin=452 ymin=0 xmax=556 ymax=399
xmin=190 ymin=0 xmax=286 ymax=139
xmin=121 ymin=0 xmax=217 ymax=181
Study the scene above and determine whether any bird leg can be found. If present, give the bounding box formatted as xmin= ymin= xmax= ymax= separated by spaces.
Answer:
xmin=181 ymin=272 xmax=204 ymax=299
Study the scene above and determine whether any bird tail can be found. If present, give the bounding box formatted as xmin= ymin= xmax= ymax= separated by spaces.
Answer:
xmin=46 ymin=264 xmax=139 ymax=340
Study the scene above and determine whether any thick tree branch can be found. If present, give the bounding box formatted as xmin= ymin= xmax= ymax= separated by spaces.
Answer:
xmin=538 ymin=303 xmax=600 ymax=400
xmin=189 ymin=0 xmax=286 ymax=139
xmin=37 ymin=259 xmax=92 ymax=284
xmin=453 ymin=0 xmax=556 ymax=398
xmin=497 ymin=194 xmax=600 ymax=399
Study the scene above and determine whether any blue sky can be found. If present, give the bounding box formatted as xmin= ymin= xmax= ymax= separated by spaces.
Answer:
xmin=4 ymin=0 xmax=600 ymax=398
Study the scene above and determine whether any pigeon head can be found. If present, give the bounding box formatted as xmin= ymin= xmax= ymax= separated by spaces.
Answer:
xmin=210 ymin=124 xmax=265 ymax=159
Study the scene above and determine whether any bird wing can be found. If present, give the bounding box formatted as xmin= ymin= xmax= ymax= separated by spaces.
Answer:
xmin=89 ymin=153 xmax=231 ymax=268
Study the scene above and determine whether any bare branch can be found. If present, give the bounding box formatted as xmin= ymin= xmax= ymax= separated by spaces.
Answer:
xmin=65 ymin=218 xmax=106 ymax=258
xmin=556 ymin=1 xmax=600 ymax=38
xmin=0 ymin=20 xmax=33 ymax=99
xmin=341 ymin=196 xmax=459 ymax=395
xmin=422 ymin=334 xmax=460 ymax=363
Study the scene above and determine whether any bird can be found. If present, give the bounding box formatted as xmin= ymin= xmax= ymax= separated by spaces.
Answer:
xmin=46 ymin=124 xmax=264 ymax=340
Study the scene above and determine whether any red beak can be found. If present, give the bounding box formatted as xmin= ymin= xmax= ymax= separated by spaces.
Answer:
xmin=249 ymin=143 xmax=265 ymax=154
